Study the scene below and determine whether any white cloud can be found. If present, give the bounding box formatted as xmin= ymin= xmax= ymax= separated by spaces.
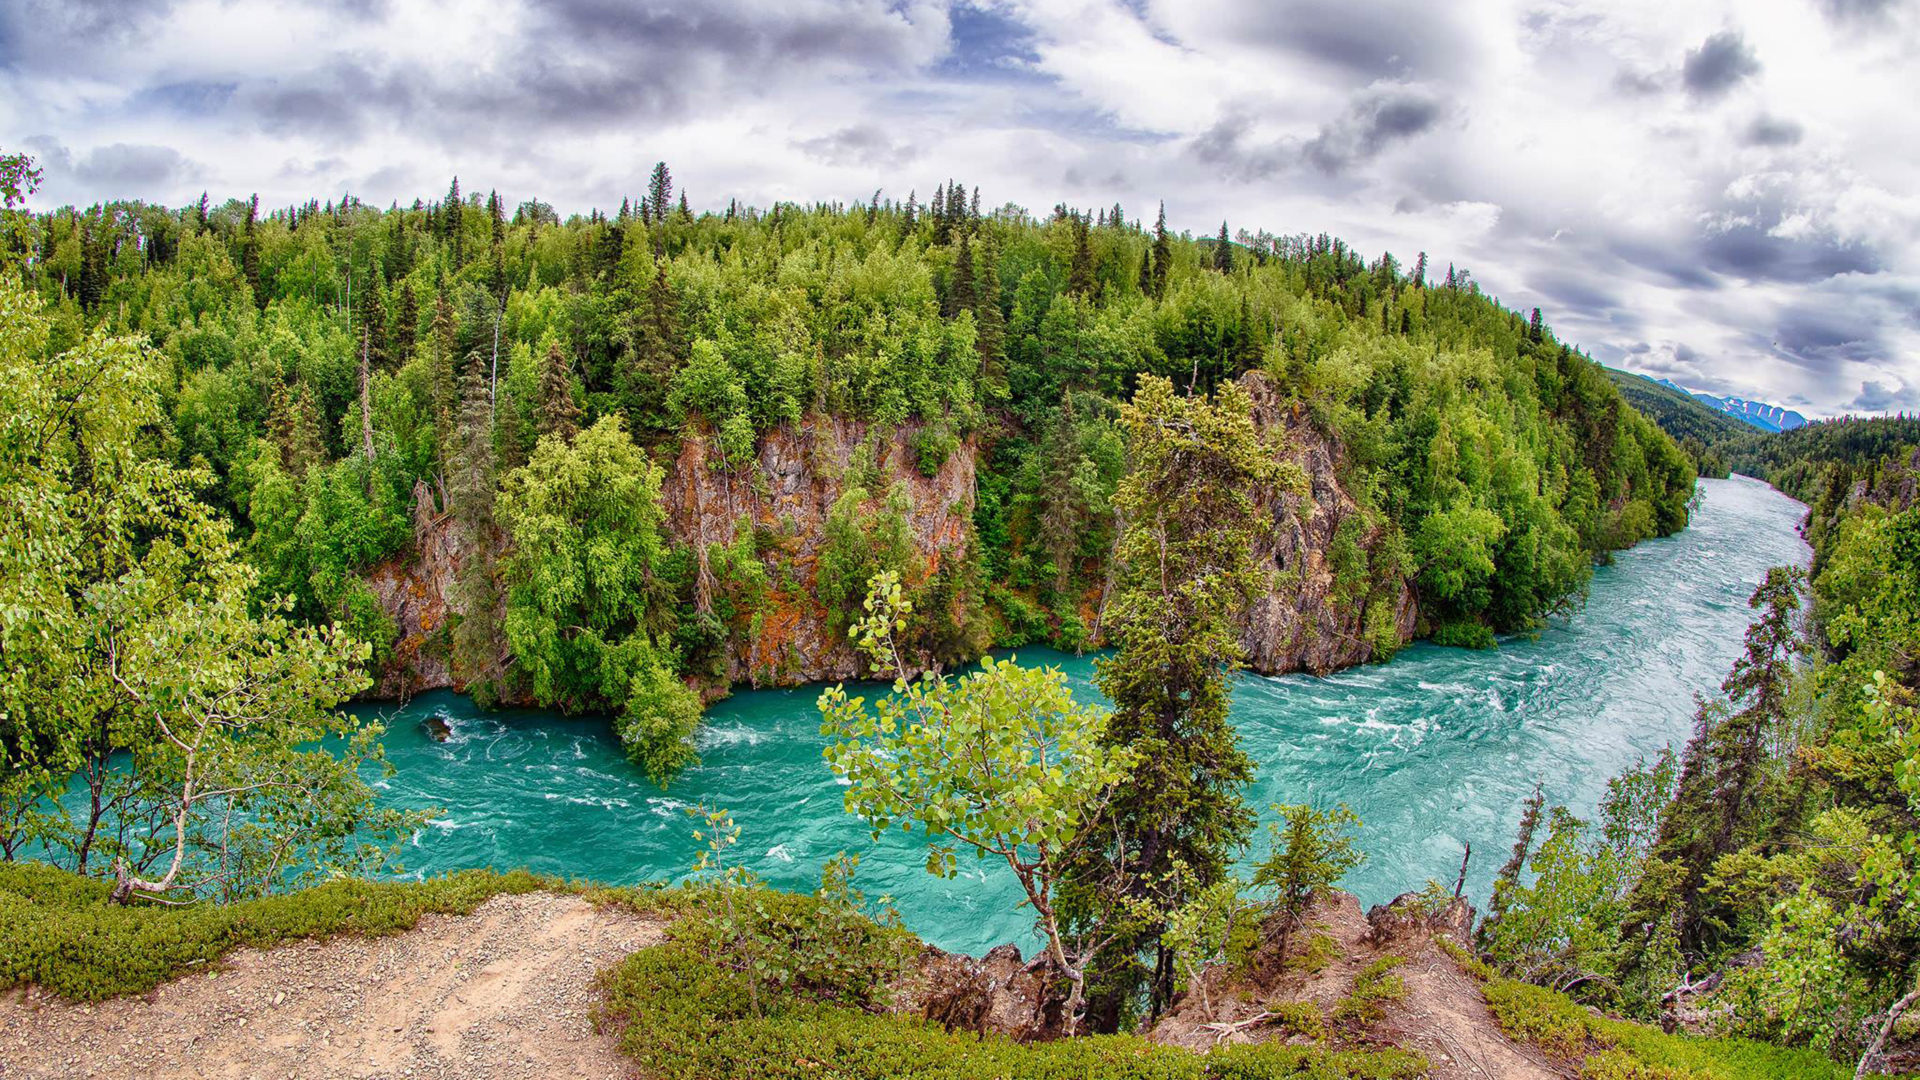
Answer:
xmin=2 ymin=0 xmax=1916 ymax=417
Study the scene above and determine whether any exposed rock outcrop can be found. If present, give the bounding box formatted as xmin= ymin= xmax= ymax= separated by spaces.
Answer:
xmin=1240 ymin=372 xmax=1417 ymax=675
xmin=362 ymin=385 xmax=1411 ymax=699
xmin=660 ymin=416 xmax=975 ymax=687
xmin=898 ymin=942 xmax=1066 ymax=1043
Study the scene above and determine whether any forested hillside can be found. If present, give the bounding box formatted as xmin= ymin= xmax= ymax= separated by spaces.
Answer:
xmin=7 ymin=164 xmax=1693 ymax=775
xmin=1478 ymin=423 xmax=1920 ymax=1070
xmin=1603 ymin=368 xmax=1744 ymax=478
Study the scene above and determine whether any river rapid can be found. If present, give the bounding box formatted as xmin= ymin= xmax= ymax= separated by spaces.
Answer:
xmin=360 ymin=475 xmax=1809 ymax=954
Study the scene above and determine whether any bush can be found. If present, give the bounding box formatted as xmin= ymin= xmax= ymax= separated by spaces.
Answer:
xmin=598 ymin=889 xmax=1430 ymax=1080
xmin=1335 ymin=955 xmax=1408 ymax=1027
xmin=0 ymin=863 xmax=560 ymax=1002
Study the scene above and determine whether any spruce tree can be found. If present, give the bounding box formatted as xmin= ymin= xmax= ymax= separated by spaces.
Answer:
xmin=1213 ymin=221 xmax=1233 ymax=273
xmin=1066 ymin=376 xmax=1301 ymax=1026
xmin=355 ymin=263 xmax=389 ymax=370
xmin=647 ymin=162 xmax=673 ymax=228
xmin=242 ymin=195 xmax=262 ymax=307
xmin=973 ymin=237 xmax=1007 ymax=400
xmin=1067 ymin=213 xmax=1095 ymax=297
xmin=535 ymin=341 xmax=582 ymax=443
xmin=396 ymin=280 xmax=420 ymax=363
xmin=1150 ymin=202 xmax=1172 ymax=299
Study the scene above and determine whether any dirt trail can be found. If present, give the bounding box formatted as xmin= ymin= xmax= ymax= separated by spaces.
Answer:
xmin=1150 ymin=892 xmax=1560 ymax=1080
xmin=0 ymin=891 xmax=663 ymax=1080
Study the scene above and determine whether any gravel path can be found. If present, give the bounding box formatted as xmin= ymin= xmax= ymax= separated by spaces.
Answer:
xmin=0 ymin=891 xmax=664 ymax=1080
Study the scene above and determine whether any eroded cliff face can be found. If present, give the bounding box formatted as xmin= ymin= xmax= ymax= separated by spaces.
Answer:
xmin=1239 ymin=372 xmax=1417 ymax=675
xmin=363 ymin=386 xmax=1410 ymax=700
xmin=660 ymin=417 xmax=975 ymax=687
xmin=364 ymin=420 xmax=975 ymax=698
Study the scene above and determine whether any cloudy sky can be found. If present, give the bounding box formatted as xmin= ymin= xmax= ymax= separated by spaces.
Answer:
xmin=3 ymin=0 xmax=1915 ymax=417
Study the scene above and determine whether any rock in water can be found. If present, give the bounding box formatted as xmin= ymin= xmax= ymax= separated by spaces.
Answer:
xmin=423 ymin=715 xmax=452 ymax=742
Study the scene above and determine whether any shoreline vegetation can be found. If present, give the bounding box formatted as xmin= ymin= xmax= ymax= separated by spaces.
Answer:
xmin=5 ymin=149 xmax=1920 ymax=1075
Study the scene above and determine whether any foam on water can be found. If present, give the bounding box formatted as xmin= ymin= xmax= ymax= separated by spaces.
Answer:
xmin=356 ymin=477 xmax=1808 ymax=955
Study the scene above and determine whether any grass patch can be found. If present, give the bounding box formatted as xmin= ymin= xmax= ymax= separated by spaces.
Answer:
xmin=598 ymin=888 xmax=1430 ymax=1080
xmin=0 ymin=861 xmax=566 ymax=1002
xmin=1433 ymin=930 xmax=1853 ymax=1080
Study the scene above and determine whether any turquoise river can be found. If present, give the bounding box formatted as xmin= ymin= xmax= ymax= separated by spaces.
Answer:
xmin=359 ymin=475 xmax=1808 ymax=955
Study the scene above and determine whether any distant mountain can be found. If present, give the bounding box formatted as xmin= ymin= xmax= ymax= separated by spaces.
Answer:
xmin=1604 ymin=369 xmax=1746 ymax=477
xmin=1653 ymin=378 xmax=1807 ymax=433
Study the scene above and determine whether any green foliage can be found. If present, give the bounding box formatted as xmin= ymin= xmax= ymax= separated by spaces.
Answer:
xmin=1070 ymin=375 xmax=1294 ymax=1021
xmin=1254 ymin=804 xmax=1365 ymax=947
xmin=495 ymin=414 xmax=701 ymax=782
xmin=598 ymin=888 xmax=1430 ymax=1080
xmin=0 ymin=273 xmax=413 ymax=901
xmin=1334 ymin=955 xmax=1408 ymax=1027
xmin=0 ymin=863 xmax=557 ymax=1001
xmin=821 ymin=571 xmax=1136 ymax=1031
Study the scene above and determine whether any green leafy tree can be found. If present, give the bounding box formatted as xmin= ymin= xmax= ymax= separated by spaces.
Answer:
xmin=0 ymin=274 xmax=416 ymax=902
xmin=820 ymin=571 xmax=1139 ymax=1034
xmin=496 ymin=414 xmax=700 ymax=782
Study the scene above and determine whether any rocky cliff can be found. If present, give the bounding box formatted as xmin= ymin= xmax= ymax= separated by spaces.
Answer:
xmin=1240 ymin=372 xmax=1418 ymax=675
xmin=659 ymin=417 xmax=975 ymax=686
xmin=363 ymin=382 xmax=1411 ymax=699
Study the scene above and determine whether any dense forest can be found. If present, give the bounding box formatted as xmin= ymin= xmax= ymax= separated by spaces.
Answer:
xmin=4 ymin=161 xmax=1693 ymax=781
xmin=5 ymin=147 xmax=1918 ymax=1074
xmin=1603 ymin=368 xmax=1745 ymax=479
xmin=1478 ymin=424 xmax=1920 ymax=1069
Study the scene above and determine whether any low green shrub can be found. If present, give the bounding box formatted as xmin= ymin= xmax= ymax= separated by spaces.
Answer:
xmin=0 ymin=862 xmax=559 ymax=1002
xmin=1269 ymin=1001 xmax=1329 ymax=1043
xmin=598 ymin=889 xmax=1430 ymax=1080
xmin=1470 ymin=968 xmax=1852 ymax=1080
xmin=1334 ymin=955 xmax=1408 ymax=1027
xmin=1290 ymin=931 xmax=1341 ymax=975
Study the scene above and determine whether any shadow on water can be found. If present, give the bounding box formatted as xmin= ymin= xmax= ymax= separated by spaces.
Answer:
xmin=362 ymin=476 xmax=1809 ymax=955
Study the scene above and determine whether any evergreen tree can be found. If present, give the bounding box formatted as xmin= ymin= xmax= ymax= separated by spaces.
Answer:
xmin=647 ymin=162 xmax=673 ymax=228
xmin=973 ymin=237 xmax=1006 ymax=400
xmin=535 ymin=341 xmax=582 ymax=443
xmin=1149 ymin=202 xmax=1172 ymax=299
xmin=1635 ymin=567 xmax=1809 ymax=954
xmin=676 ymin=190 xmax=690 ymax=223
xmin=1213 ymin=221 xmax=1233 ymax=274
xmin=450 ymin=346 xmax=501 ymax=694
xmin=267 ymin=379 xmax=327 ymax=477
xmin=395 ymin=280 xmax=420 ymax=363
xmin=242 ymin=194 xmax=261 ymax=306
xmin=1067 ymin=213 xmax=1095 ymax=298
xmin=1413 ymin=251 xmax=1427 ymax=289
xmin=1066 ymin=376 xmax=1303 ymax=1026
xmin=355 ymin=263 xmax=389 ymax=370
xmin=1529 ymin=306 xmax=1544 ymax=343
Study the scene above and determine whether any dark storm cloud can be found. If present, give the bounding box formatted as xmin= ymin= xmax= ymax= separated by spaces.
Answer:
xmin=1682 ymin=31 xmax=1761 ymax=99
xmin=1850 ymin=379 xmax=1915 ymax=411
xmin=25 ymin=140 xmax=196 ymax=195
xmin=1742 ymin=114 xmax=1804 ymax=146
xmin=1530 ymin=270 xmax=1620 ymax=312
xmin=1302 ymin=88 xmax=1442 ymax=174
xmin=1700 ymin=223 xmax=1877 ymax=282
xmin=793 ymin=124 xmax=919 ymax=169
xmin=1767 ymin=304 xmax=1887 ymax=371
xmin=1606 ymin=239 xmax=1723 ymax=289
xmin=1222 ymin=1 xmax=1476 ymax=81
xmin=1197 ymin=86 xmax=1442 ymax=181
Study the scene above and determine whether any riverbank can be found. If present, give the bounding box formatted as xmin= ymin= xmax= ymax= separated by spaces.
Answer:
xmin=349 ymin=476 xmax=1809 ymax=956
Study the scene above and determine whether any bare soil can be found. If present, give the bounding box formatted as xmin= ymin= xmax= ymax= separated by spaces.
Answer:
xmin=1150 ymin=892 xmax=1561 ymax=1080
xmin=0 ymin=891 xmax=663 ymax=1080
